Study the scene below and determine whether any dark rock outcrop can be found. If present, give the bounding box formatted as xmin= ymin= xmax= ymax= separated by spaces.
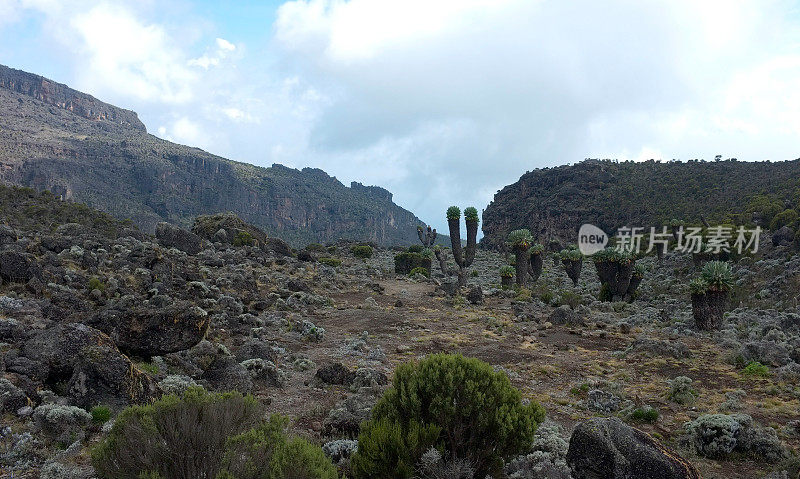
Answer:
xmin=566 ymin=417 xmax=699 ymax=479
xmin=0 ymin=251 xmax=39 ymax=283
xmin=67 ymin=343 xmax=161 ymax=409
xmin=316 ymin=362 xmax=355 ymax=386
xmin=156 ymin=222 xmax=204 ymax=254
xmin=91 ymin=301 xmax=210 ymax=357
xmin=772 ymin=226 xmax=794 ymax=246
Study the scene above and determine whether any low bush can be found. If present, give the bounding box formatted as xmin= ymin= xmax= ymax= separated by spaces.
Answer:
xmin=319 ymin=257 xmax=342 ymax=267
xmin=92 ymin=388 xmax=335 ymax=479
xmin=232 ymin=230 xmax=255 ymax=247
xmin=409 ymin=267 xmax=430 ymax=278
xmin=630 ymin=406 xmax=659 ymax=423
xmin=741 ymin=361 xmax=770 ymax=377
xmin=351 ymin=245 xmax=373 ymax=259
xmin=395 ymin=252 xmax=432 ymax=275
xmin=217 ymin=415 xmax=337 ymax=479
xmin=92 ymin=387 xmax=264 ymax=478
xmin=350 ymin=353 xmax=544 ymax=478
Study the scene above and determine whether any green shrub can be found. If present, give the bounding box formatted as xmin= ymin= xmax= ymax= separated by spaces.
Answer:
xmin=91 ymin=405 xmax=112 ymax=424
xmin=351 ymin=418 xmax=440 ymax=479
xmin=470 ymin=270 xmax=478 ymax=277
xmin=319 ymin=257 xmax=342 ymax=267
xmin=351 ymin=354 xmax=544 ymax=478
xmin=409 ymin=267 xmax=430 ymax=278
xmin=92 ymin=387 xmax=264 ymax=479
xmin=769 ymin=209 xmax=798 ymax=231
xmin=529 ymin=243 xmax=544 ymax=255
xmin=446 ymin=206 xmax=461 ymax=221
xmin=232 ymin=230 xmax=255 ymax=247
xmin=741 ymin=361 xmax=770 ymax=377
xmin=558 ymin=290 xmax=583 ymax=309
xmin=306 ymin=243 xmax=327 ymax=253
xmin=395 ymin=252 xmax=431 ymax=275
xmin=500 ymin=266 xmax=515 ymax=278
xmin=88 ymin=277 xmax=106 ymax=291
xmin=351 ymin=244 xmax=374 ymax=259
xmin=407 ymin=245 xmax=424 ymax=254
xmin=420 ymin=247 xmax=433 ymax=258
xmin=630 ymin=406 xmax=659 ymax=423
xmin=218 ymin=415 xmax=337 ymax=479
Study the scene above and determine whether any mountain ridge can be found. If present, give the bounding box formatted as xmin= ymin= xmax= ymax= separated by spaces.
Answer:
xmin=0 ymin=64 xmax=433 ymax=246
xmin=482 ymin=157 xmax=800 ymax=248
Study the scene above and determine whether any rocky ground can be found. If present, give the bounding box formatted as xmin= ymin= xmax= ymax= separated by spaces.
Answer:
xmin=1 ymin=192 xmax=799 ymax=478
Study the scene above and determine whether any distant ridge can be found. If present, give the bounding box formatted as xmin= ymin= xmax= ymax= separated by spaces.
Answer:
xmin=482 ymin=158 xmax=800 ymax=248
xmin=0 ymin=64 xmax=432 ymax=246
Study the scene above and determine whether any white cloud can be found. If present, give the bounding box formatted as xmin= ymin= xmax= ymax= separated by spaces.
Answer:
xmin=272 ymin=0 xmax=800 ymax=231
xmin=189 ymin=37 xmax=237 ymax=69
xmin=68 ymin=4 xmax=196 ymax=103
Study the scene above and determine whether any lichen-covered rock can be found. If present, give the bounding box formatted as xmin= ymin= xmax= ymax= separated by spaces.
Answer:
xmin=549 ymin=305 xmax=583 ymax=326
xmin=23 ymin=323 xmax=117 ymax=379
xmin=91 ymin=301 xmax=210 ymax=356
xmin=316 ymin=362 xmax=355 ymax=386
xmin=0 ymin=250 xmax=39 ymax=283
xmin=155 ymin=222 xmax=204 ymax=254
xmin=567 ymin=417 xmax=699 ymax=479
xmin=67 ymin=343 xmax=161 ymax=409
xmin=349 ymin=368 xmax=388 ymax=392
xmin=240 ymin=358 xmax=286 ymax=387
xmin=323 ymin=391 xmax=377 ymax=437
xmin=0 ymin=378 xmax=29 ymax=412
xmin=586 ymin=389 xmax=621 ymax=413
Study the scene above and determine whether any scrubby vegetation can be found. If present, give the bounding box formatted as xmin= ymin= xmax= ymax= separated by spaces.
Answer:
xmin=351 ymin=354 xmax=544 ymax=478
xmin=91 ymin=387 xmax=335 ymax=479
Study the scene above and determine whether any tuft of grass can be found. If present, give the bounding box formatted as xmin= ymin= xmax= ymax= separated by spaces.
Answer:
xmin=630 ymin=406 xmax=659 ymax=423
xmin=91 ymin=405 xmax=112 ymax=424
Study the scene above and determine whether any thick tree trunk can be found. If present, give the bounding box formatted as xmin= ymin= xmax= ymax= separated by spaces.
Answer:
xmin=563 ymin=259 xmax=582 ymax=286
xmin=448 ymin=218 xmax=463 ymax=267
xmin=464 ymin=219 xmax=478 ymax=266
xmin=692 ymin=290 xmax=728 ymax=330
xmin=528 ymin=252 xmax=543 ymax=282
xmin=514 ymin=247 xmax=529 ymax=287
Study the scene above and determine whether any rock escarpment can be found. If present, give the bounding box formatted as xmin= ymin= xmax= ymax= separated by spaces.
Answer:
xmin=0 ymin=64 xmax=431 ymax=246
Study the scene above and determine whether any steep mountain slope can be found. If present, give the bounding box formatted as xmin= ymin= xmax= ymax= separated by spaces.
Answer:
xmin=0 ymin=64 xmax=429 ymax=246
xmin=482 ymin=158 xmax=800 ymax=248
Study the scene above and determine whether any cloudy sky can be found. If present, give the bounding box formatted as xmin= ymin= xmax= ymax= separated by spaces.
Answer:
xmin=1 ymin=0 xmax=799 ymax=233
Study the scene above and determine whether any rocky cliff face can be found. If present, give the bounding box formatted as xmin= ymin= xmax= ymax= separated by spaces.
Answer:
xmin=482 ymin=158 xmax=800 ymax=249
xmin=0 ymin=64 xmax=145 ymax=131
xmin=0 ymin=64 xmax=429 ymax=246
